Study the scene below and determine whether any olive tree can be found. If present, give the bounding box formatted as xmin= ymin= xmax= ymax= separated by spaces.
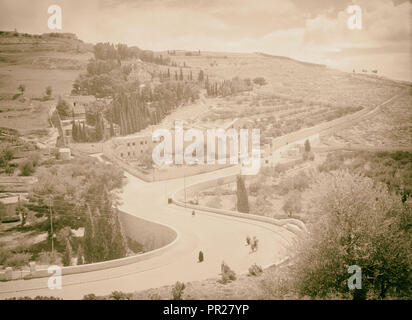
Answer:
xmin=293 ymin=170 xmax=411 ymax=299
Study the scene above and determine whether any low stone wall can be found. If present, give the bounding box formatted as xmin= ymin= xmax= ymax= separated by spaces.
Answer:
xmin=0 ymin=210 xmax=179 ymax=281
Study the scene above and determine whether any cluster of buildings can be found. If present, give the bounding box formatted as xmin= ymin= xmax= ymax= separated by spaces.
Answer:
xmin=106 ymin=117 xmax=319 ymax=168
xmin=108 ymin=118 xmax=255 ymax=164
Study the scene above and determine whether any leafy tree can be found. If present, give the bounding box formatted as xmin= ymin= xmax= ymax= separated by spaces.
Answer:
xmin=18 ymin=84 xmax=25 ymax=95
xmin=198 ymin=251 xmax=204 ymax=262
xmin=282 ymin=191 xmax=302 ymax=217
xmin=45 ymin=86 xmax=52 ymax=97
xmin=30 ymin=158 xmax=124 ymax=261
xmin=236 ymin=175 xmax=249 ymax=213
xmin=56 ymin=97 xmax=71 ymax=117
xmin=109 ymin=291 xmax=132 ymax=300
xmin=0 ymin=145 xmax=14 ymax=172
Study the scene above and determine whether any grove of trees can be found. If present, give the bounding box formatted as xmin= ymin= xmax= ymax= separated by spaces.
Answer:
xmin=23 ymin=159 xmax=128 ymax=265
xmin=110 ymin=81 xmax=199 ymax=135
xmin=206 ymin=77 xmax=253 ymax=97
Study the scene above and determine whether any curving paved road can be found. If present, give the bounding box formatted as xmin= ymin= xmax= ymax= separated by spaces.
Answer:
xmin=0 ymin=166 xmax=297 ymax=299
xmin=0 ymin=90 xmax=405 ymax=300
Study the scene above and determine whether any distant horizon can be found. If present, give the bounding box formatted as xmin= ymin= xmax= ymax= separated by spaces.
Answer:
xmin=1 ymin=0 xmax=410 ymax=82
xmin=3 ymin=27 xmax=410 ymax=83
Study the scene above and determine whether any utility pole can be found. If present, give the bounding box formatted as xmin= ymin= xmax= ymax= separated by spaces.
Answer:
xmin=49 ymin=198 xmax=54 ymax=258
xmin=184 ymin=174 xmax=187 ymax=210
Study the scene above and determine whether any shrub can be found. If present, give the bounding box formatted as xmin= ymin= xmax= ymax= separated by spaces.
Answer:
xmin=248 ymin=263 xmax=263 ymax=276
xmin=33 ymin=296 xmax=63 ymax=300
xmin=7 ymin=296 xmax=62 ymax=300
xmin=37 ymin=251 xmax=59 ymax=265
xmin=28 ymin=152 xmax=41 ymax=167
xmin=149 ymin=293 xmax=162 ymax=300
xmin=0 ymin=247 xmax=11 ymax=265
xmin=109 ymin=291 xmax=132 ymax=300
xmin=83 ymin=293 xmax=98 ymax=300
xmin=171 ymin=281 xmax=185 ymax=300
xmin=19 ymin=160 xmax=35 ymax=176
xmin=259 ymin=272 xmax=292 ymax=299
xmin=220 ymin=261 xmax=237 ymax=284
xmin=246 ymin=235 xmax=251 ymax=245
xmin=45 ymin=86 xmax=52 ymax=97
xmin=253 ymin=77 xmax=267 ymax=85
xmin=308 ymin=152 xmax=315 ymax=161
xmin=198 ymin=251 xmax=204 ymax=262
xmin=303 ymin=151 xmax=315 ymax=161
xmin=4 ymin=164 xmax=15 ymax=175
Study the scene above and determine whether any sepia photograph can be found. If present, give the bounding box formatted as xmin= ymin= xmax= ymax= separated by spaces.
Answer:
xmin=0 ymin=0 xmax=410 ymax=311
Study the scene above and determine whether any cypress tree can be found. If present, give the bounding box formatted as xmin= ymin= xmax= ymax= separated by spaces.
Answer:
xmin=62 ymin=239 xmax=72 ymax=266
xmin=198 ymin=70 xmax=204 ymax=82
xmin=236 ymin=175 xmax=249 ymax=213
xmin=72 ymin=120 xmax=77 ymax=142
xmin=95 ymin=113 xmax=103 ymax=141
xmin=110 ymin=121 xmax=115 ymax=137
xmin=81 ymin=122 xmax=87 ymax=142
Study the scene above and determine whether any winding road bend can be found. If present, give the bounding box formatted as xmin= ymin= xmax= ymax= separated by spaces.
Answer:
xmin=0 ymin=166 xmax=298 ymax=299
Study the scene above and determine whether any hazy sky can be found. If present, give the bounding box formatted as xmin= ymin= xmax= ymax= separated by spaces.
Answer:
xmin=0 ymin=0 xmax=411 ymax=80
